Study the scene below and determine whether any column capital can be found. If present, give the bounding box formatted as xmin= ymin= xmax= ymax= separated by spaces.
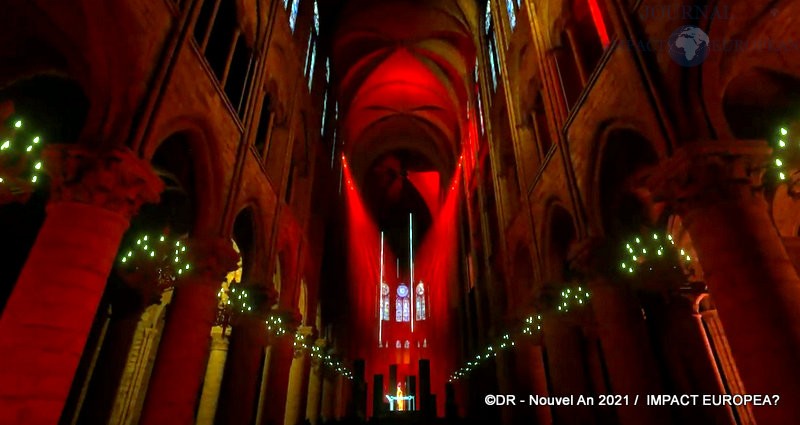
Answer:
xmin=567 ymin=237 xmax=615 ymax=279
xmin=43 ymin=145 xmax=163 ymax=219
xmin=646 ymin=140 xmax=771 ymax=214
xmin=184 ymin=237 xmax=240 ymax=283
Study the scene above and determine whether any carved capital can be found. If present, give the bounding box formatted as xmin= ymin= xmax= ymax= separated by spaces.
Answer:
xmin=646 ymin=140 xmax=771 ymax=214
xmin=184 ymin=237 xmax=240 ymax=283
xmin=567 ymin=237 xmax=615 ymax=278
xmin=43 ymin=145 xmax=163 ymax=218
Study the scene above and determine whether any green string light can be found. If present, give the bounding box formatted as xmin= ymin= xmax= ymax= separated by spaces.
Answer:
xmin=774 ymin=125 xmax=797 ymax=182
xmin=557 ymin=285 xmax=590 ymax=313
xmin=118 ymin=233 xmax=190 ymax=287
xmin=0 ymin=117 xmax=45 ymax=190
xmin=620 ymin=232 xmax=691 ymax=275
xmin=265 ymin=313 xmax=288 ymax=337
xmin=225 ymin=286 xmax=253 ymax=313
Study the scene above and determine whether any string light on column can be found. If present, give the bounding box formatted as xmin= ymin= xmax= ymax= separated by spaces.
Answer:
xmin=557 ymin=285 xmax=590 ymax=313
xmin=225 ymin=287 xmax=253 ymax=313
xmin=0 ymin=116 xmax=45 ymax=197
xmin=265 ymin=313 xmax=289 ymax=337
xmin=775 ymin=126 xmax=790 ymax=181
xmin=318 ymin=351 xmax=354 ymax=379
xmin=619 ymin=232 xmax=692 ymax=275
xmin=772 ymin=125 xmax=800 ymax=191
xmin=522 ymin=314 xmax=543 ymax=335
xmin=118 ymin=233 xmax=191 ymax=289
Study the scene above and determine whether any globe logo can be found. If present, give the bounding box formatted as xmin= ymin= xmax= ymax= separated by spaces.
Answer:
xmin=668 ymin=25 xmax=710 ymax=67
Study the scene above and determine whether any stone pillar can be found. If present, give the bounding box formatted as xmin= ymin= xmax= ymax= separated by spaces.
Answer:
xmin=195 ymin=326 xmax=230 ymax=425
xmin=701 ymin=308 xmax=757 ymax=425
xmin=568 ymin=238 xmax=669 ymax=425
xmin=352 ymin=359 xmax=366 ymax=420
xmin=648 ymin=141 xmax=800 ymax=425
xmin=541 ymin=314 xmax=594 ymax=425
xmin=320 ymin=370 xmax=336 ymax=422
xmin=260 ymin=311 xmax=298 ymax=425
xmin=139 ymin=239 xmax=239 ymax=425
xmin=657 ymin=295 xmax=735 ymax=424
xmin=216 ymin=285 xmax=275 ymax=425
xmin=372 ymin=374 xmax=384 ymax=417
xmin=305 ymin=340 xmax=325 ymax=425
xmin=514 ymin=339 xmax=552 ymax=425
xmin=0 ymin=146 xmax=162 ymax=425
xmin=418 ymin=359 xmax=432 ymax=415
xmin=285 ymin=326 xmax=312 ymax=425
xmin=108 ymin=290 xmax=174 ymax=425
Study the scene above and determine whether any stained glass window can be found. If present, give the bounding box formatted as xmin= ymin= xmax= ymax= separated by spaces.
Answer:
xmin=485 ymin=3 xmax=499 ymax=92
xmin=313 ymin=0 xmax=320 ymax=33
xmin=304 ymin=33 xmax=313 ymax=76
xmin=488 ymin=39 xmax=498 ymax=90
xmin=325 ymin=58 xmax=331 ymax=84
xmin=307 ymin=41 xmax=317 ymax=91
xmin=321 ymin=90 xmax=328 ymax=136
xmin=485 ymin=1 xmax=492 ymax=35
xmin=506 ymin=0 xmax=516 ymax=31
xmin=415 ymin=282 xmax=426 ymax=320
xmin=396 ymin=284 xmax=410 ymax=322
xmin=289 ymin=0 xmax=300 ymax=32
xmin=381 ymin=283 xmax=390 ymax=321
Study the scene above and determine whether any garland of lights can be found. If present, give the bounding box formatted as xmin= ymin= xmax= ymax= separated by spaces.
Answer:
xmin=228 ymin=287 xmax=253 ymax=313
xmin=118 ymin=233 xmax=191 ymax=290
xmin=0 ymin=117 xmax=44 ymax=198
xmin=774 ymin=126 xmax=792 ymax=182
xmin=308 ymin=343 xmax=354 ymax=379
xmin=557 ymin=285 xmax=590 ymax=313
xmin=265 ymin=312 xmax=290 ymax=337
xmin=619 ymin=232 xmax=692 ymax=276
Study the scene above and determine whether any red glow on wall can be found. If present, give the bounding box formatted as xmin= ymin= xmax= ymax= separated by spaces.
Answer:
xmin=342 ymin=155 xmax=463 ymax=417
xmin=406 ymin=171 xmax=440 ymax=217
xmin=412 ymin=168 xmax=462 ymax=416
xmin=587 ymin=0 xmax=610 ymax=48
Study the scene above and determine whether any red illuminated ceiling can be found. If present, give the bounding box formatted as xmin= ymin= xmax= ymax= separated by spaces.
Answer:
xmin=332 ymin=0 xmax=476 ymax=182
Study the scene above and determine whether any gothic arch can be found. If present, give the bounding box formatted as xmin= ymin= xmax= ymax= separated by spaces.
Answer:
xmin=541 ymin=200 xmax=578 ymax=282
xmin=143 ymin=124 xmax=223 ymax=235
xmin=590 ymin=125 xmax=661 ymax=238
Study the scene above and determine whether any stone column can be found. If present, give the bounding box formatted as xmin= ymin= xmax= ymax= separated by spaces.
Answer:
xmin=195 ymin=326 xmax=230 ymax=425
xmin=216 ymin=285 xmax=275 ymax=425
xmin=320 ymin=369 xmax=336 ymax=422
xmin=512 ymin=338 xmax=552 ymax=425
xmin=541 ymin=314 xmax=594 ymax=425
xmin=0 ymin=146 xmax=162 ymax=425
xmin=568 ymin=239 xmax=668 ymax=425
xmin=701 ymin=307 xmax=757 ymax=425
xmin=648 ymin=141 xmax=800 ymax=425
xmin=657 ymin=294 xmax=736 ymax=424
xmin=305 ymin=339 xmax=325 ymax=425
xmin=284 ymin=325 xmax=313 ymax=425
xmin=260 ymin=309 xmax=300 ymax=425
xmin=139 ymin=239 xmax=239 ymax=425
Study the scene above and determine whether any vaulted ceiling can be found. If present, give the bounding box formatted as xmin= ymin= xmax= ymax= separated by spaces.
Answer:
xmin=331 ymin=0 xmax=478 ymax=184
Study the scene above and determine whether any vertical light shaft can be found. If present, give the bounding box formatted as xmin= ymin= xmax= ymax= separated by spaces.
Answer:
xmin=379 ymin=231 xmax=384 ymax=344
xmin=409 ymin=213 xmax=414 ymax=333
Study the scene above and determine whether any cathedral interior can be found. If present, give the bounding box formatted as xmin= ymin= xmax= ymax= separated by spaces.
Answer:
xmin=1 ymin=0 xmax=800 ymax=424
